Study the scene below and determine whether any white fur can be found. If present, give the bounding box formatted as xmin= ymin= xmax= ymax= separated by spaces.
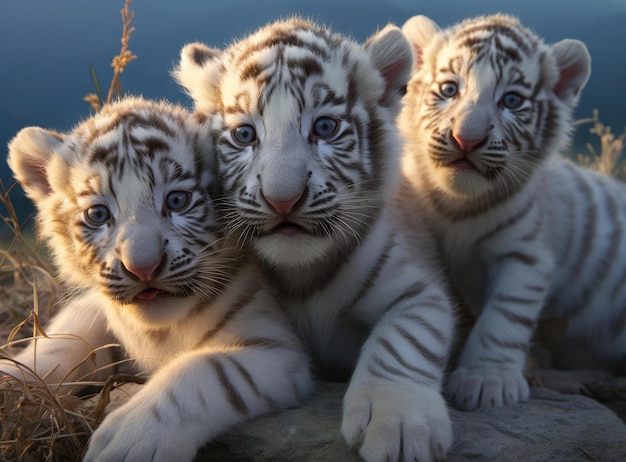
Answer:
xmin=3 ymin=97 xmax=312 ymax=461
xmin=176 ymin=18 xmax=455 ymax=462
xmin=399 ymin=15 xmax=625 ymax=412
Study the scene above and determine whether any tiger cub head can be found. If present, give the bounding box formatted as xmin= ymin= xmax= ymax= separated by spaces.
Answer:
xmin=400 ymin=14 xmax=591 ymax=207
xmin=7 ymin=97 xmax=229 ymax=326
xmin=174 ymin=18 xmax=412 ymax=270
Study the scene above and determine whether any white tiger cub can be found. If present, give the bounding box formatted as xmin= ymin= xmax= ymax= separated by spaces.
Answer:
xmin=175 ymin=18 xmax=455 ymax=462
xmin=398 ymin=14 xmax=625 ymax=411
xmin=3 ymin=97 xmax=312 ymax=461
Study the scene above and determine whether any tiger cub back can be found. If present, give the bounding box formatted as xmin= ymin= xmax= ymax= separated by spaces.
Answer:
xmin=399 ymin=14 xmax=625 ymax=410
xmin=4 ymin=97 xmax=312 ymax=461
xmin=175 ymin=18 xmax=455 ymax=462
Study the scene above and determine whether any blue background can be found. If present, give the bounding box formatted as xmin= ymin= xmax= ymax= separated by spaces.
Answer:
xmin=1 ymin=0 xmax=625 ymax=226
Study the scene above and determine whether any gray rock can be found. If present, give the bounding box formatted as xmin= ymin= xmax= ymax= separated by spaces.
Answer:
xmin=447 ymin=388 xmax=626 ymax=462
xmin=197 ymin=382 xmax=358 ymax=462
xmin=193 ymin=382 xmax=626 ymax=462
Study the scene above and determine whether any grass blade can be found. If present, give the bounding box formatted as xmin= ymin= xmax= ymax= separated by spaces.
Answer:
xmin=88 ymin=65 xmax=104 ymax=108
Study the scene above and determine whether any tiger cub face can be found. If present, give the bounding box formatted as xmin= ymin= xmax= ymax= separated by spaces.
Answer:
xmin=8 ymin=97 xmax=225 ymax=326
xmin=400 ymin=14 xmax=591 ymax=205
xmin=175 ymin=18 xmax=412 ymax=270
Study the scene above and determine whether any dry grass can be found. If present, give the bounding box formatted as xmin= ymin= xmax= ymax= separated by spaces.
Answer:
xmin=0 ymin=181 xmax=57 ymax=346
xmin=0 ymin=374 xmax=93 ymax=462
xmin=0 ymin=178 xmax=92 ymax=461
xmin=0 ymin=1 xmax=140 ymax=460
xmin=576 ymin=109 xmax=626 ymax=180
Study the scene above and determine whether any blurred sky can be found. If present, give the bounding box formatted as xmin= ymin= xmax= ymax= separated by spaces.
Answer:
xmin=1 ymin=0 xmax=625 ymax=222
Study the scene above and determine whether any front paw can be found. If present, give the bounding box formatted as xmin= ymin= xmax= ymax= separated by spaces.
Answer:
xmin=341 ymin=382 xmax=452 ymax=462
xmin=445 ymin=366 xmax=530 ymax=410
xmin=84 ymin=403 xmax=197 ymax=462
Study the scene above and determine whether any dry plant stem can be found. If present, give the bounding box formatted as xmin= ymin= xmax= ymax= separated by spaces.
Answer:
xmin=93 ymin=374 xmax=147 ymax=426
xmin=106 ymin=0 xmax=137 ymax=105
xmin=83 ymin=0 xmax=137 ymax=111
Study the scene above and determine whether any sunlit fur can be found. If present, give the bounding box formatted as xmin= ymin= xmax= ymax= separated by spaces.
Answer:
xmin=4 ymin=97 xmax=312 ymax=462
xmin=399 ymin=14 xmax=626 ymax=411
xmin=176 ymin=18 xmax=456 ymax=462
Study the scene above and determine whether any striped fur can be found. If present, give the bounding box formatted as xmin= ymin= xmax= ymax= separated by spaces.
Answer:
xmin=398 ymin=15 xmax=625 ymax=411
xmin=176 ymin=18 xmax=455 ymax=461
xmin=5 ymin=97 xmax=312 ymax=461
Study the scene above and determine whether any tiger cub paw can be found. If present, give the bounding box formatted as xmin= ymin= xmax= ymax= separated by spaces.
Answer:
xmin=83 ymin=400 xmax=198 ymax=462
xmin=341 ymin=382 xmax=452 ymax=462
xmin=445 ymin=366 xmax=530 ymax=410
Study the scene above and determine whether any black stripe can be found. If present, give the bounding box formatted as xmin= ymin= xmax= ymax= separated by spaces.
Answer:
xmin=369 ymin=356 xmax=409 ymax=380
xmin=481 ymin=332 xmax=528 ymax=351
xmin=393 ymin=323 xmax=445 ymax=368
xmin=239 ymin=337 xmax=292 ymax=350
xmin=493 ymin=304 xmax=536 ymax=329
xmin=400 ymin=313 xmax=447 ymax=344
xmin=494 ymin=251 xmax=538 ymax=266
xmin=524 ymin=283 xmax=547 ymax=293
xmin=476 ymin=200 xmax=534 ymax=245
xmin=209 ymin=357 xmax=249 ymax=415
xmin=563 ymin=167 xmax=597 ymax=290
xmin=196 ymin=284 xmax=260 ymax=347
xmin=520 ymin=210 xmax=543 ymax=242
xmin=610 ymin=303 xmax=626 ymax=339
xmin=377 ymin=337 xmax=439 ymax=381
xmin=494 ymin=294 xmax=542 ymax=305
xmin=567 ymin=181 xmax=621 ymax=317
xmin=476 ymin=354 xmax=518 ymax=365
xmin=383 ymin=281 xmax=427 ymax=314
xmin=339 ymin=233 xmax=396 ymax=316
xmin=227 ymin=356 xmax=278 ymax=408
xmin=610 ymin=264 xmax=626 ymax=302
xmin=558 ymin=189 xmax=577 ymax=265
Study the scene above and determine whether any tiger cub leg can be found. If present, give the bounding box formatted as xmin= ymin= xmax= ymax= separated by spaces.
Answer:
xmin=84 ymin=326 xmax=312 ymax=461
xmin=1 ymin=293 xmax=117 ymax=393
xmin=341 ymin=267 xmax=454 ymax=461
xmin=446 ymin=252 xmax=554 ymax=410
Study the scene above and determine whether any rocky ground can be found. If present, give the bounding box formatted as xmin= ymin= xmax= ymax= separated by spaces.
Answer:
xmin=199 ymin=382 xmax=626 ymax=462
xmin=98 ymin=380 xmax=626 ymax=462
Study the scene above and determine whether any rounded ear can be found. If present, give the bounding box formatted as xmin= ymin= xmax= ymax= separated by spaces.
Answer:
xmin=172 ymin=42 xmax=223 ymax=113
xmin=365 ymin=24 xmax=413 ymax=109
xmin=7 ymin=127 xmax=64 ymax=203
xmin=550 ymin=39 xmax=591 ymax=107
xmin=401 ymin=15 xmax=441 ymax=74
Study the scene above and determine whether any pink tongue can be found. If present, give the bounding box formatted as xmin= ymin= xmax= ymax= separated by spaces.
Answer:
xmin=135 ymin=289 xmax=161 ymax=301
xmin=453 ymin=159 xmax=474 ymax=170
xmin=278 ymin=225 xmax=303 ymax=236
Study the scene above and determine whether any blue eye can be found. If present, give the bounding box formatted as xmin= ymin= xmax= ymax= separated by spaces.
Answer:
xmin=313 ymin=116 xmax=339 ymax=138
xmin=232 ymin=124 xmax=256 ymax=145
xmin=439 ymin=81 xmax=458 ymax=98
xmin=165 ymin=191 xmax=191 ymax=211
xmin=502 ymin=92 xmax=525 ymax=110
xmin=85 ymin=205 xmax=110 ymax=225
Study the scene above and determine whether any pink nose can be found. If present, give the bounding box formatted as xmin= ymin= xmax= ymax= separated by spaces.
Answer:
xmin=452 ymin=133 xmax=485 ymax=152
xmin=264 ymin=193 xmax=303 ymax=215
xmin=124 ymin=260 xmax=162 ymax=281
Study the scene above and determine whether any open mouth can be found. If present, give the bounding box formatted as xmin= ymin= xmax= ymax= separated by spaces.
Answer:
xmin=450 ymin=159 xmax=476 ymax=170
xmin=134 ymin=288 xmax=167 ymax=301
xmin=271 ymin=222 xmax=306 ymax=236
